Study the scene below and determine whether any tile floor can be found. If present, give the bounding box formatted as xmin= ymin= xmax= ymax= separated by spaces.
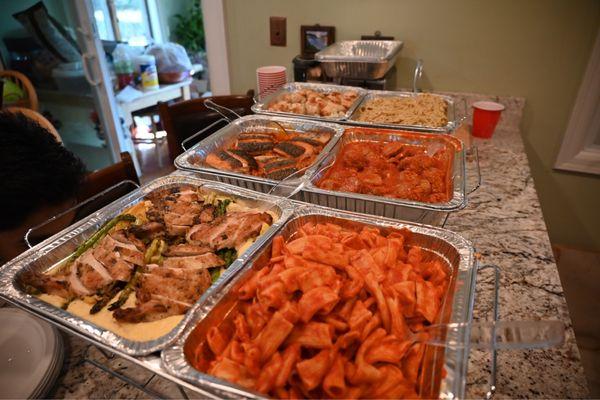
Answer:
xmin=553 ymin=244 xmax=600 ymax=398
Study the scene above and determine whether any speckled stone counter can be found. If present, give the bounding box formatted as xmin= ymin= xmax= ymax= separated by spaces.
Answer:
xmin=445 ymin=93 xmax=589 ymax=398
xmin=46 ymin=93 xmax=589 ymax=399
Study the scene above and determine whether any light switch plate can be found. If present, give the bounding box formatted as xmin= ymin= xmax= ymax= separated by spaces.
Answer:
xmin=270 ymin=17 xmax=286 ymax=46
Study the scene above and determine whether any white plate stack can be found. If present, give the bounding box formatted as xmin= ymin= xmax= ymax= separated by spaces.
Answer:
xmin=0 ymin=308 xmax=64 ymax=399
xmin=256 ymin=66 xmax=287 ymax=100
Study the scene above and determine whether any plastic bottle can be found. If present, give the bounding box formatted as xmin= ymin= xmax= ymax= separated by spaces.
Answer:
xmin=112 ymin=44 xmax=134 ymax=89
xmin=133 ymin=55 xmax=159 ymax=91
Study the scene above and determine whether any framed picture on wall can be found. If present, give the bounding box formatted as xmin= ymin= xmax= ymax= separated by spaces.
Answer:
xmin=301 ymin=24 xmax=335 ymax=58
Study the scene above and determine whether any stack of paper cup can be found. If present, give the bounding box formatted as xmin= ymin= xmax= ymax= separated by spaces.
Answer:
xmin=257 ymin=66 xmax=287 ymax=99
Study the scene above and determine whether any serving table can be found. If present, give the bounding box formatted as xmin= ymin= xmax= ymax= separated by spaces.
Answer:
xmin=39 ymin=92 xmax=589 ymax=399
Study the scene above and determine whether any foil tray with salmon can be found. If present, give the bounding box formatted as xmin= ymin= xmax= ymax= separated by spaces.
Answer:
xmin=175 ymin=115 xmax=345 ymax=195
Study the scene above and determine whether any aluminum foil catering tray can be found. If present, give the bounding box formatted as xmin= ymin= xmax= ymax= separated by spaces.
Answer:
xmin=161 ymin=204 xmax=477 ymax=399
xmin=175 ymin=115 xmax=344 ymax=196
xmin=0 ymin=172 xmax=294 ymax=356
xmin=251 ymin=82 xmax=367 ymax=122
xmin=301 ymin=127 xmax=467 ymax=226
xmin=347 ymin=90 xmax=458 ymax=133
xmin=315 ymin=40 xmax=403 ymax=80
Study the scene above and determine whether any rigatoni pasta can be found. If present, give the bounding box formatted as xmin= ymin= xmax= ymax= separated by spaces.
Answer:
xmin=187 ymin=222 xmax=451 ymax=399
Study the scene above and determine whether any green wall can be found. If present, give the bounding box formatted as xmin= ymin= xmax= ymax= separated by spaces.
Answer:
xmin=223 ymin=0 xmax=600 ymax=251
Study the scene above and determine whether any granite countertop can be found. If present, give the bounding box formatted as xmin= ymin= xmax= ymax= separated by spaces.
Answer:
xmin=45 ymin=93 xmax=588 ymax=399
xmin=445 ymin=93 xmax=589 ymax=398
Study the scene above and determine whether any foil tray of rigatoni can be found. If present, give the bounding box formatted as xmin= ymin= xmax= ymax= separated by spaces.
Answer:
xmin=251 ymin=82 xmax=367 ymax=122
xmin=315 ymin=40 xmax=404 ymax=80
xmin=347 ymin=90 xmax=458 ymax=133
xmin=175 ymin=115 xmax=344 ymax=195
xmin=300 ymin=127 xmax=467 ymax=226
xmin=161 ymin=204 xmax=477 ymax=399
xmin=0 ymin=172 xmax=293 ymax=356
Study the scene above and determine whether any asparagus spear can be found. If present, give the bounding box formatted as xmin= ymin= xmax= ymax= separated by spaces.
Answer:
xmin=213 ymin=199 xmax=231 ymax=218
xmin=210 ymin=267 xmax=223 ymax=283
xmin=108 ymin=266 xmax=141 ymax=311
xmin=90 ymin=280 xmax=127 ymax=314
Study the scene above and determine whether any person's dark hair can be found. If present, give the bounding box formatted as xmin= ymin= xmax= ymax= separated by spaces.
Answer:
xmin=0 ymin=111 xmax=87 ymax=230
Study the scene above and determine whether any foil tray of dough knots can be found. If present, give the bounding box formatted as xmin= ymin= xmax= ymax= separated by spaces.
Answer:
xmin=315 ymin=40 xmax=403 ymax=80
xmin=0 ymin=172 xmax=294 ymax=356
xmin=251 ymin=82 xmax=367 ymax=122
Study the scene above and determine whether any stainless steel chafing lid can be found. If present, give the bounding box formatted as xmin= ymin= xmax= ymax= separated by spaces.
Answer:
xmin=315 ymin=40 xmax=403 ymax=62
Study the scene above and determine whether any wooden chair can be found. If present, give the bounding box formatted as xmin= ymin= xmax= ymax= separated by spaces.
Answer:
xmin=3 ymin=107 xmax=61 ymax=143
xmin=75 ymin=152 xmax=140 ymax=220
xmin=0 ymin=70 xmax=39 ymax=111
xmin=25 ymin=152 xmax=140 ymax=248
xmin=158 ymin=90 xmax=255 ymax=162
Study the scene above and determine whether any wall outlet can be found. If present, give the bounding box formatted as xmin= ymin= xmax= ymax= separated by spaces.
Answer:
xmin=270 ymin=17 xmax=286 ymax=46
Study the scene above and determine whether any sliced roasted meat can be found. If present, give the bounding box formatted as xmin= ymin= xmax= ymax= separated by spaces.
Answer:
xmin=111 ymin=230 xmax=145 ymax=251
xmin=129 ymin=222 xmax=165 ymax=241
xmin=165 ymin=224 xmax=189 ymax=237
xmin=162 ymin=252 xmax=225 ymax=269
xmin=91 ymin=245 xmax=135 ymax=282
xmin=77 ymin=252 xmax=113 ymax=288
xmin=164 ymin=211 xmax=197 ymax=226
xmin=199 ymin=205 xmax=215 ymax=223
xmin=20 ymin=269 xmax=71 ymax=298
xmin=164 ymin=199 xmax=202 ymax=216
xmin=187 ymin=212 xmax=273 ymax=250
xmin=113 ymin=267 xmax=211 ymax=323
xmin=145 ymin=185 xmax=198 ymax=206
xmin=105 ymin=234 xmax=144 ymax=266
xmin=162 ymin=243 xmax=212 ymax=257
xmin=206 ymin=151 xmax=244 ymax=172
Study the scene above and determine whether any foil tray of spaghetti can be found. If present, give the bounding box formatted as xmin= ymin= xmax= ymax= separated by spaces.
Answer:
xmin=300 ymin=127 xmax=467 ymax=226
xmin=175 ymin=115 xmax=344 ymax=195
xmin=161 ymin=204 xmax=477 ymax=399
xmin=251 ymin=82 xmax=367 ymax=122
xmin=0 ymin=172 xmax=294 ymax=356
xmin=347 ymin=90 xmax=458 ymax=133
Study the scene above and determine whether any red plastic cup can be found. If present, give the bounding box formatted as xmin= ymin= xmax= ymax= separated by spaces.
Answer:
xmin=472 ymin=101 xmax=505 ymax=138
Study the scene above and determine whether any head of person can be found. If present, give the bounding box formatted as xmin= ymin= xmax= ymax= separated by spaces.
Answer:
xmin=0 ymin=111 xmax=87 ymax=264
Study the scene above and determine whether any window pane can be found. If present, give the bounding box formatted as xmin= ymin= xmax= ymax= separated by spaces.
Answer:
xmin=92 ymin=0 xmax=115 ymax=40
xmin=114 ymin=0 xmax=152 ymax=46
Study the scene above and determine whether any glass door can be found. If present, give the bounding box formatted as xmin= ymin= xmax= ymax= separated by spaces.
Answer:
xmin=66 ymin=0 xmax=139 ymax=172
